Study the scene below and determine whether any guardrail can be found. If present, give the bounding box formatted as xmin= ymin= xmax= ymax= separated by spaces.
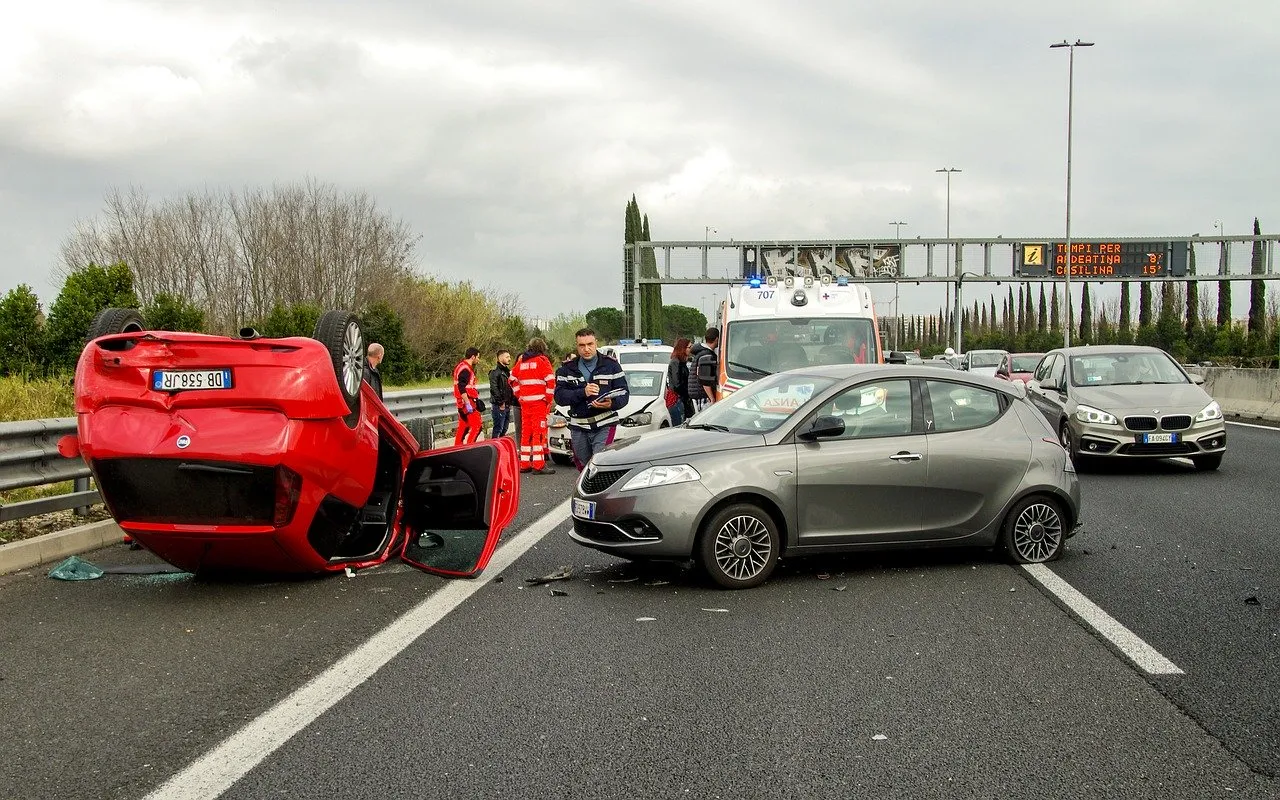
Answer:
xmin=0 ymin=386 xmax=492 ymax=524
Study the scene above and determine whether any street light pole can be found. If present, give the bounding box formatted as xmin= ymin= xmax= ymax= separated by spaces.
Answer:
xmin=705 ymin=226 xmax=716 ymax=241
xmin=936 ymin=168 xmax=961 ymax=351
xmin=1051 ymin=38 xmax=1093 ymax=349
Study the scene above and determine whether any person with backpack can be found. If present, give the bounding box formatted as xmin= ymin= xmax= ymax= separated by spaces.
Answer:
xmin=687 ymin=327 xmax=720 ymax=412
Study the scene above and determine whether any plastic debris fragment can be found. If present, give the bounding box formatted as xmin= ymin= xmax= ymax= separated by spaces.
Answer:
xmin=48 ymin=556 xmax=104 ymax=581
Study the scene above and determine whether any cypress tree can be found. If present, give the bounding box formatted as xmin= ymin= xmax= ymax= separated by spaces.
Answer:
xmin=639 ymin=212 xmax=663 ymax=339
xmin=1216 ymin=238 xmax=1232 ymax=327
xmin=1139 ymin=282 xmax=1153 ymax=327
xmin=1079 ymin=284 xmax=1092 ymax=343
xmin=1119 ymin=283 xmax=1132 ymax=334
xmin=1038 ymin=285 xmax=1048 ymax=332
xmin=1186 ymin=242 xmax=1199 ymax=336
xmin=1248 ymin=217 xmax=1266 ymax=344
xmin=1050 ymin=287 xmax=1061 ymax=332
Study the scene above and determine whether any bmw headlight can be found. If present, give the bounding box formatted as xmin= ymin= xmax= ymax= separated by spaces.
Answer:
xmin=1075 ymin=404 xmax=1118 ymax=425
xmin=620 ymin=464 xmax=700 ymax=491
xmin=621 ymin=412 xmax=652 ymax=427
xmin=1194 ymin=401 xmax=1222 ymax=423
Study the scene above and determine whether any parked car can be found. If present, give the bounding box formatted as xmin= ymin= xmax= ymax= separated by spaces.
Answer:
xmin=549 ymin=362 xmax=674 ymax=465
xmin=996 ymin=352 xmax=1046 ymax=385
xmin=59 ymin=307 xmax=520 ymax=576
xmin=1025 ymin=345 xmax=1226 ymax=471
xmin=570 ymin=365 xmax=1081 ymax=589
xmin=887 ymin=350 xmax=924 ymax=365
xmin=961 ymin=349 xmax=1008 ymax=378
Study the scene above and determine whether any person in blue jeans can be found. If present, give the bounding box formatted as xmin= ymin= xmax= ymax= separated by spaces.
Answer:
xmin=554 ymin=327 xmax=629 ymax=471
xmin=487 ymin=349 xmax=515 ymax=438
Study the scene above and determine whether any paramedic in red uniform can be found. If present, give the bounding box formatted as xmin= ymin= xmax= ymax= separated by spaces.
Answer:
xmin=510 ymin=337 xmax=557 ymax=474
xmin=453 ymin=347 xmax=484 ymax=446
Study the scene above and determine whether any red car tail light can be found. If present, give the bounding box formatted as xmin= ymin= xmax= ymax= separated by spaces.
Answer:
xmin=273 ymin=465 xmax=302 ymax=527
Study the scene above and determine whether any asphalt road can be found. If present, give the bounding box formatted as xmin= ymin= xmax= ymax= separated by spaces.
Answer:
xmin=2 ymin=425 xmax=1277 ymax=799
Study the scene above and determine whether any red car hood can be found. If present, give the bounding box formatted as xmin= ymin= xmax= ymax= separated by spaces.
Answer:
xmin=75 ymin=331 xmax=352 ymax=420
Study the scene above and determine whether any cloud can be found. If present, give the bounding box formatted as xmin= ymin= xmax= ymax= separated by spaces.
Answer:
xmin=1 ymin=0 xmax=1278 ymax=324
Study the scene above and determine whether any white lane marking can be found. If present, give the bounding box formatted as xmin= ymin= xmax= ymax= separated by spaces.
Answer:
xmin=144 ymin=501 xmax=572 ymax=800
xmin=1226 ymin=420 xmax=1280 ymax=431
xmin=1021 ymin=563 xmax=1184 ymax=676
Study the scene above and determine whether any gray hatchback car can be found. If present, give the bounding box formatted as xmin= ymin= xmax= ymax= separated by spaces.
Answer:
xmin=1025 ymin=345 xmax=1227 ymax=471
xmin=570 ymin=365 xmax=1082 ymax=589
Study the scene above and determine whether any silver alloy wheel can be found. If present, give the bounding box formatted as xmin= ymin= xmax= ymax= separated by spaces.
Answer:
xmin=1012 ymin=502 xmax=1063 ymax=562
xmin=342 ymin=321 xmax=364 ymax=397
xmin=712 ymin=514 xmax=773 ymax=581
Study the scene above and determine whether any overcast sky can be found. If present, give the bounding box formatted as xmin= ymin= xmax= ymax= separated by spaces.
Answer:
xmin=3 ymin=0 xmax=1277 ymax=326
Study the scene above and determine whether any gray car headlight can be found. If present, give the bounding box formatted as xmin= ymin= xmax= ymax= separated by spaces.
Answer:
xmin=621 ymin=412 xmax=653 ymax=427
xmin=1075 ymin=404 xmax=1118 ymax=425
xmin=1194 ymin=401 xmax=1222 ymax=423
xmin=620 ymin=464 xmax=700 ymax=491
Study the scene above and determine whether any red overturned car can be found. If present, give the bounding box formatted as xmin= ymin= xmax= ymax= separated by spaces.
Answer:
xmin=60 ymin=307 xmax=519 ymax=577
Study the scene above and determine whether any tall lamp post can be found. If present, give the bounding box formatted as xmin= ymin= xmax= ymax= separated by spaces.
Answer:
xmin=1051 ymin=38 xmax=1093 ymax=349
xmin=936 ymin=168 xmax=961 ymax=350
xmin=889 ymin=221 xmax=907 ymax=350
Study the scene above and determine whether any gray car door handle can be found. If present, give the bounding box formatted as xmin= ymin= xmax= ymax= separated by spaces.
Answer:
xmin=889 ymin=452 xmax=922 ymax=462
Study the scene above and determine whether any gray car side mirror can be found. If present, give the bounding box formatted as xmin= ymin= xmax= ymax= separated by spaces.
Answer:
xmin=799 ymin=415 xmax=845 ymax=440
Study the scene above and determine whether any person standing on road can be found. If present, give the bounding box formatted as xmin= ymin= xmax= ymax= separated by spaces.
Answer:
xmin=687 ymin=327 xmax=720 ymax=412
xmin=452 ymin=347 xmax=484 ymax=446
xmin=363 ymin=342 xmax=385 ymax=400
xmin=511 ymin=337 xmax=557 ymax=474
xmin=555 ymin=327 xmax=629 ymax=471
xmin=665 ymin=337 xmax=692 ymax=426
xmin=488 ymin=349 xmax=515 ymax=439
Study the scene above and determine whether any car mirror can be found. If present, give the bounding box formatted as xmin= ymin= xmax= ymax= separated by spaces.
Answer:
xmin=996 ymin=367 xmax=1010 ymax=378
xmin=799 ymin=415 xmax=845 ymax=440
xmin=887 ymin=352 xmax=908 ymax=364
xmin=1190 ymin=374 xmax=1205 ymax=385
xmin=1039 ymin=377 xmax=1058 ymax=391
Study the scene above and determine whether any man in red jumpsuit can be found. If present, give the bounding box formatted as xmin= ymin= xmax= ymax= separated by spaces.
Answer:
xmin=509 ymin=337 xmax=556 ymax=474
xmin=453 ymin=347 xmax=484 ymax=446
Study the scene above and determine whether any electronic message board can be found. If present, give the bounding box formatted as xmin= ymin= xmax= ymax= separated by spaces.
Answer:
xmin=1017 ymin=241 xmax=1186 ymax=278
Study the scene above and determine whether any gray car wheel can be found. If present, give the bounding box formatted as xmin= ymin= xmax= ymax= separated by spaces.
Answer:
xmin=697 ymin=502 xmax=780 ymax=590
xmin=1001 ymin=495 xmax=1066 ymax=564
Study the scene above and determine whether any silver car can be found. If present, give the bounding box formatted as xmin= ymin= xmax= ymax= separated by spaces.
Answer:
xmin=1025 ymin=345 xmax=1227 ymax=471
xmin=569 ymin=365 xmax=1082 ymax=589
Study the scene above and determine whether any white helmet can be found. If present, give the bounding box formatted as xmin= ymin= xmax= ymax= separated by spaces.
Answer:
xmin=944 ymin=347 xmax=956 ymax=356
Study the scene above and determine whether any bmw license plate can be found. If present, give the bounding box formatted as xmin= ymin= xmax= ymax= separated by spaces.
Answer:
xmin=153 ymin=369 xmax=232 ymax=392
xmin=571 ymin=498 xmax=596 ymax=520
xmin=1140 ymin=432 xmax=1178 ymax=444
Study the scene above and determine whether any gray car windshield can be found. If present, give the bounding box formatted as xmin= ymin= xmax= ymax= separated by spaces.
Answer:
xmin=691 ymin=372 xmax=838 ymax=434
xmin=1069 ymin=351 xmax=1189 ymax=387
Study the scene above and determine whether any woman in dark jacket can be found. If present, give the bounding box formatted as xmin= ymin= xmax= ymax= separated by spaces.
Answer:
xmin=666 ymin=338 xmax=693 ymax=426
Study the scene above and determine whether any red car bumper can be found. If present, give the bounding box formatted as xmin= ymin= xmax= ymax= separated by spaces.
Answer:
xmin=79 ymin=403 xmax=383 ymax=574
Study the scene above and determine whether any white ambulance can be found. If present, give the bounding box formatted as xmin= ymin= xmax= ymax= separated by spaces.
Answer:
xmin=713 ymin=274 xmax=883 ymax=400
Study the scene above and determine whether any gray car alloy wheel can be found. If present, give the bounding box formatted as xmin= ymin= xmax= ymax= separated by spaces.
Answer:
xmin=713 ymin=515 xmax=772 ymax=581
xmin=1009 ymin=500 xmax=1064 ymax=563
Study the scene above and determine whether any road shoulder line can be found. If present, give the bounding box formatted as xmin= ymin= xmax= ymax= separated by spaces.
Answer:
xmin=143 ymin=500 xmax=572 ymax=800
xmin=1021 ymin=563 xmax=1184 ymax=676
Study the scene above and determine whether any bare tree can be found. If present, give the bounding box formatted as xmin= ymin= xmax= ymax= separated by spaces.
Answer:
xmin=59 ymin=178 xmax=420 ymax=332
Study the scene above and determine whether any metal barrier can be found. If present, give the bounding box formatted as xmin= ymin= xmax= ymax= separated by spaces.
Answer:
xmin=0 ymin=386 xmax=491 ymax=524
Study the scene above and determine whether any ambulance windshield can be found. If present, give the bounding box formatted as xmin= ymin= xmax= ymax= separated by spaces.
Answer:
xmin=724 ymin=318 xmax=877 ymax=380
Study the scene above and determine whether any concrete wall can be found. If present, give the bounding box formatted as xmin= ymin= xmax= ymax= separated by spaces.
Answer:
xmin=1200 ymin=368 xmax=1280 ymax=423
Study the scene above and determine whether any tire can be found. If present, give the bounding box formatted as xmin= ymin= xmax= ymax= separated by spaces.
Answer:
xmin=697 ymin=502 xmax=781 ymax=590
xmin=401 ymin=416 xmax=434 ymax=451
xmin=86 ymin=308 xmax=145 ymax=342
xmin=1058 ymin=420 xmax=1074 ymax=458
xmin=311 ymin=310 xmax=364 ymax=427
xmin=1192 ymin=452 xmax=1223 ymax=471
xmin=1000 ymin=495 xmax=1067 ymax=564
